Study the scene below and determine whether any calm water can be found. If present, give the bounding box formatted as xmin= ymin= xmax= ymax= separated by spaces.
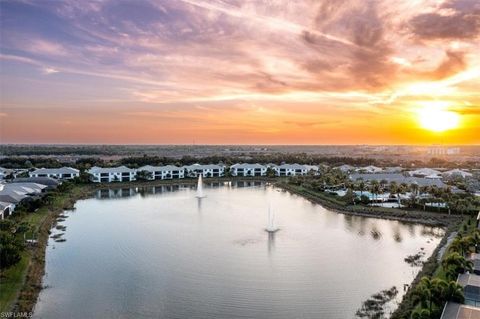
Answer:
xmin=33 ymin=182 xmax=444 ymax=319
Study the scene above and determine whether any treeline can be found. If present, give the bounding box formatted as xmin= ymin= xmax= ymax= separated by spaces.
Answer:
xmin=1 ymin=154 xmax=480 ymax=170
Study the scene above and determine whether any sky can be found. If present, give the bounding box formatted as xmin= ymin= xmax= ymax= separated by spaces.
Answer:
xmin=0 ymin=0 xmax=479 ymax=145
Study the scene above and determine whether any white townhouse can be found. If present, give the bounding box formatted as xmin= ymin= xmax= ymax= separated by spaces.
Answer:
xmin=87 ymin=166 xmax=137 ymax=183
xmin=273 ymin=164 xmax=309 ymax=176
xmin=183 ymin=164 xmax=225 ymax=178
xmin=230 ymin=163 xmax=267 ymax=177
xmin=30 ymin=167 xmax=79 ymax=180
xmin=138 ymin=165 xmax=185 ymax=180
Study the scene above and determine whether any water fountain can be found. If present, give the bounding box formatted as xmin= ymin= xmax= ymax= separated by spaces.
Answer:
xmin=195 ymin=174 xmax=206 ymax=198
xmin=265 ymin=204 xmax=279 ymax=233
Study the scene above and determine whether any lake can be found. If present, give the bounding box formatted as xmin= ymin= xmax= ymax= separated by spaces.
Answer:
xmin=33 ymin=181 xmax=444 ymax=319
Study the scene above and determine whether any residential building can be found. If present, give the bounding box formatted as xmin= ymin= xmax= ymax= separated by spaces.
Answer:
xmin=458 ymin=273 xmax=480 ymax=307
xmin=0 ymin=201 xmax=15 ymax=219
xmin=87 ymin=166 xmax=137 ymax=183
xmin=12 ymin=177 xmax=60 ymax=189
xmin=30 ymin=167 xmax=79 ymax=180
xmin=443 ymin=169 xmax=473 ymax=179
xmin=183 ymin=164 xmax=225 ymax=178
xmin=440 ymin=302 xmax=480 ymax=319
xmin=230 ymin=163 xmax=267 ymax=177
xmin=356 ymin=165 xmax=383 ymax=173
xmin=409 ymin=168 xmax=442 ymax=178
xmin=336 ymin=164 xmax=355 ymax=173
xmin=138 ymin=165 xmax=185 ymax=180
xmin=273 ymin=164 xmax=308 ymax=176
xmin=349 ymin=173 xmax=446 ymax=188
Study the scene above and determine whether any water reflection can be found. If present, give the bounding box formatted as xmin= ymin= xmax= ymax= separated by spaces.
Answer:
xmin=267 ymin=231 xmax=276 ymax=255
xmin=95 ymin=181 xmax=267 ymax=200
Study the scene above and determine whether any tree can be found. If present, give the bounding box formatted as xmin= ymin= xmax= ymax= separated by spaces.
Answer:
xmin=0 ymin=230 xmax=25 ymax=269
xmin=442 ymin=252 xmax=473 ymax=280
xmin=370 ymin=180 xmax=381 ymax=202
xmin=343 ymin=189 xmax=356 ymax=205
xmin=136 ymin=170 xmax=153 ymax=181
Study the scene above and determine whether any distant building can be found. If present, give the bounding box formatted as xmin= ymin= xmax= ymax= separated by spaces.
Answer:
xmin=230 ymin=163 xmax=267 ymax=177
xmin=336 ymin=164 xmax=355 ymax=173
xmin=183 ymin=164 xmax=225 ymax=178
xmin=428 ymin=146 xmax=460 ymax=156
xmin=356 ymin=165 xmax=383 ymax=173
xmin=409 ymin=168 xmax=442 ymax=178
xmin=273 ymin=164 xmax=308 ymax=176
xmin=443 ymin=169 xmax=473 ymax=179
xmin=138 ymin=165 xmax=185 ymax=180
xmin=87 ymin=166 xmax=136 ymax=183
xmin=30 ymin=167 xmax=79 ymax=180
xmin=349 ymin=173 xmax=446 ymax=188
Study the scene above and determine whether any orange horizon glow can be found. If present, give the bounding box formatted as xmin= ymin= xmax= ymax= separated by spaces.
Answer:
xmin=0 ymin=1 xmax=479 ymax=145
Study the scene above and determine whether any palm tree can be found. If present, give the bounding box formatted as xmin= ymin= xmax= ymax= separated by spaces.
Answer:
xmin=370 ymin=180 xmax=381 ymax=202
xmin=442 ymin=252 xmax=473 ymax=279
xmin=411 ymin=308 xmax=431 ymax=319
xmin=414 ymin=277 xmax=435 ymax=314
xmin=449 ymin=236 xmax=474 ymax=256
xmin=357 ymin=180 xmax=366 ymax=197
xmin=441 ymin=280 xmax=464 ymax=303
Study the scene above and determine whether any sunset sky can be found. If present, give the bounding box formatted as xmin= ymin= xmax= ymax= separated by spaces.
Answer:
xmin=0 ymin=0 xmax=479 ymax=144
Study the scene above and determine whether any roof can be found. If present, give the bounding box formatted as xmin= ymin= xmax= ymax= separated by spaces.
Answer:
xmin=357 ymin=165 xmax=383 ymax=172
xmin=230 ymin=163 xmax=266 ymax=169
xmin=183 ymin=164 xmax=225 ymax=170
xmin=88 ymin=166 xmax=136 ymax=174
xmin=0 ymin=201 xmax=15 ymax=210
xmin=349 ymin=173 xmax=446 ymax=188
xmin=31 ymin=167 xmax=79 ymax=174
xmin=458 ymin=273 xmax=480 ymax=288
xmin=12 ymin=177 xmax=60 ymax=187
xmin=138 ymin=165 xmax=182 ymax=171
xmin=0 ymin=191 xmax=28 ymax=204
xmin=409 ymin=168 xmax=442 ymax=176
xmin=440 ymin=302 xmax=480 ymax=319
xmin=336 ymin=164 xmax=355 ymax=172
xmin=275 ymin=163 xmax=307 ymax=170
xmin=3 ymin=183 xmax=47 ymax=195
xmin=444 ymin=169 xmax=473 ymax=178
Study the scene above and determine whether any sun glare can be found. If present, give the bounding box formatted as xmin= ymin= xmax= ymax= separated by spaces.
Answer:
xmin=417 ymin=102 xmax=460 ymax=132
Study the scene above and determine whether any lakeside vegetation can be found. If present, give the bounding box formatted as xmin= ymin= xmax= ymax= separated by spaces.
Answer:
xmin=0 ymin=181 xmax=92 ymax=313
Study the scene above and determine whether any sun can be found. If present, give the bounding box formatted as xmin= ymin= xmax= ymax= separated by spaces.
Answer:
xmin=417 ymin=102 xmax=460 ymax=132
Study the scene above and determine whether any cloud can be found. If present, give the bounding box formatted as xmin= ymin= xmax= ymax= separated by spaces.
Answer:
xmin=42 ymin=67 xmax=60 ymax=74
xmin=426 ymin=50 xmax=467 ymax=79
xmin=409 ymin=0 xmax=480 ymax=40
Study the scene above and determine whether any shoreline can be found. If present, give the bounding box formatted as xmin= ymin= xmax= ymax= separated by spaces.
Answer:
xmin=275 ymin=182 xmax=461 ymax=227
xmin=3 ymin=177 xmax=464 ymax=316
